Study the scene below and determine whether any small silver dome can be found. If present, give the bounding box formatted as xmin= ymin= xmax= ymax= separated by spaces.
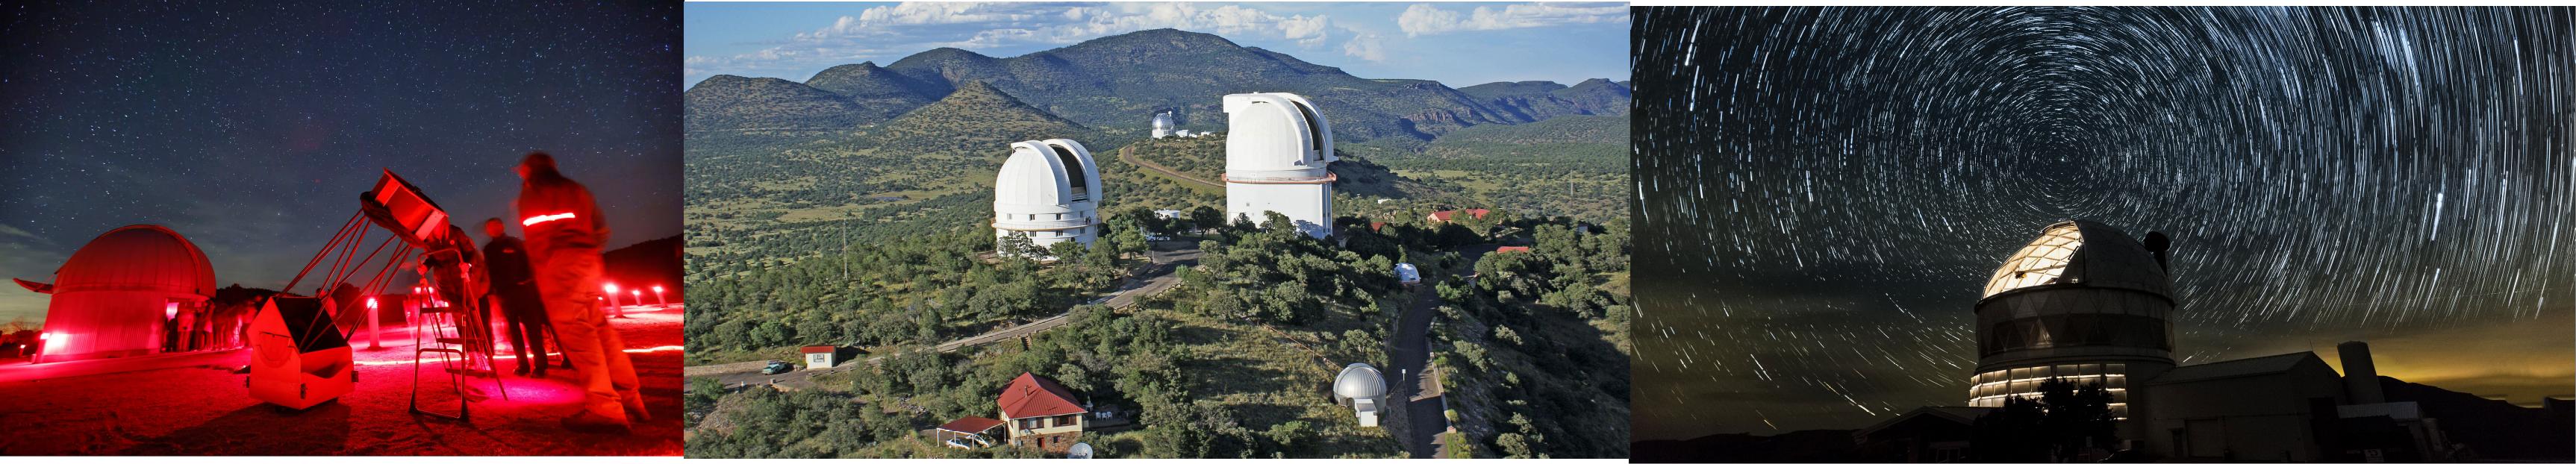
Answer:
xmin=1334 ymin=363 xmax=1386 ymax=399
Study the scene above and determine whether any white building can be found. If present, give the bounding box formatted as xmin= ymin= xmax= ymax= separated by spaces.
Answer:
xmin=1969 ymin=220 xmax=2175 ymax=427
xmin=1221 ymin=93 xmax=1335 ymax=239
xmin=1151 ymin=111 xmax=1175 ymax=139
xmin=802 ymin=345 xmax=838 ymax=370
xmin=1333 ymin=363 xmax=1387 ymax=427
xmin=993 ymin=139 xmax=1103 ymax=257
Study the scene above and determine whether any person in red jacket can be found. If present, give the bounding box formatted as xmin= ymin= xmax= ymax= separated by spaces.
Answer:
xmin=513 ymin=151 xmax=645 ymax=433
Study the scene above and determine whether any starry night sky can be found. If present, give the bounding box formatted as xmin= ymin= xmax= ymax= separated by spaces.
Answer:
xmin=0 ymin=1 xmax=682 ymax=324
xmin=1632 ymin=7 xmax=2572 ymax=440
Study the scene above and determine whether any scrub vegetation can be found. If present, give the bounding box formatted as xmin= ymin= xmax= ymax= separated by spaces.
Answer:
xmin=680 ymin=28 xmax=1634 ymax=459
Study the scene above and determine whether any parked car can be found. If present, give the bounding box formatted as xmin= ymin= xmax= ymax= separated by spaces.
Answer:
xmin=944 ymin=435 xmax=994 ymax=449
xmin=761 ymin=360 xmax=792 ymax=374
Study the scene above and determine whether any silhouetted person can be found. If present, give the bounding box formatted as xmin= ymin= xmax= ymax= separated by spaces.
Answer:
xmin=482 ymin=218 xmax=551 ymax=379
xmin=514 ymin=151 xmax=643 ymax=433
xmin=426 ymin=224 xmax=492 ymax=355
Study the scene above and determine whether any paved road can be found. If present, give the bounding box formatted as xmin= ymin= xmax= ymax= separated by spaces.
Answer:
xmin=1392 ymin=244 xmax=1498 ymax=458
xmin=692 ymin=239 xmax=1204 ymax=389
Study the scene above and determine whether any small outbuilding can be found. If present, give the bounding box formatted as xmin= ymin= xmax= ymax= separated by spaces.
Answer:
xmin=932 ymin=416 xmax=1005 ymax=448
xmin=1394 ymin=263 xmax=1422 ymax=285
xmin=800 ymin=345 xmax=838 ymax=370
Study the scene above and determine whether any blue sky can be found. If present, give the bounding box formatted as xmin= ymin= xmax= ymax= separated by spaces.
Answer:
xmin=684 ymin=2 xmax=1630 ymax=90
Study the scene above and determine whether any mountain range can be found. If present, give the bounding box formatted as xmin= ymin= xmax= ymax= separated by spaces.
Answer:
xmin=684 ymin=28 xmax=1630 ymax=142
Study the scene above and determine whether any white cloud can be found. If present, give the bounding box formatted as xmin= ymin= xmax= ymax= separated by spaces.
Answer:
xmin=1395 ymin=2 xmax=1627 ymax=37
xmin=1343 ymin=32 xmax=1386 ymax=62
xmin=1281 ymin=14 xmax=1331 ymax=46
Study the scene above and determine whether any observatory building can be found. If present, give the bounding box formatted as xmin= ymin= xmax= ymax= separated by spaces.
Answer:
xmin=1968 ymin=220 xmax=2176 ymax=426
xmin=993 ymin=139 xmax=1103 ymax=256
xmin=11 ymin=225 xmax=217 ymax=363
xmin=1334 ymin=363 xmax=1388 ymax=427
xmin=1849 ymin=220 xmax=2475 ymax=462
xmin=1151 ymin=111 xmax=1176 ymax=139
xmin=1221 ymin=93 xmax=1335 ymax=239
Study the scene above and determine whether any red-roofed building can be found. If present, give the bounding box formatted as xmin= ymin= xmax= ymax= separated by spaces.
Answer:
xmin=1424 ymin=208 xmax=1491 ymax=223
xmin=1494 ymin=245 xmax=1532 ymax=254
xmin=931 ymin=416 xmax=1005 ymax=447
xmin=999 ymin=372 xmax=1088 ymax=452
xmin=799 ymin=345 xmax=838 ymax=369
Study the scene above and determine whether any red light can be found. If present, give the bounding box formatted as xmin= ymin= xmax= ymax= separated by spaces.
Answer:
xmin=164 ymin=302 xmax=178 ymax=320
xmin=605 ymin=282 xmax=619 ymax=292
xmin=367 ymin=298 xmax=378 ymax=309
xmin=522 ymin=212 xmax=577 ymax=227
xmin=37 ymin=332 xmax=46 ymax=340
xmin=652 ymin=286 xmax=664 ymax=292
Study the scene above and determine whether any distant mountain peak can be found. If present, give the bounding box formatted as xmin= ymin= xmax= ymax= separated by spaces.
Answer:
xmin=683 ymin=74 xmax=864 ymax=132
xmin=873 ymin=79 xmax=1085 ymax=154
xmin=942 ymin=80 xmax=1011 ymax=102
xmin=895 ymin=47 xmax=999 ymax=65
xmin=811 ymin=62 xmax=886 ymax=77
xmin=889 ymin=79 xmax=1080 ymax=131
xmin=1079 ymin=28 xmax=1240 ymax=48
xmin=1570 ymin=78 xmax=1629 ymax=90
xmin=807 ymin=61 xmax=938 ymax=103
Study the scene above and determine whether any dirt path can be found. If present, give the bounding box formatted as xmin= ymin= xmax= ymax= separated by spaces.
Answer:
xmin=1119 ymin=146 xmax=1223 ymax=189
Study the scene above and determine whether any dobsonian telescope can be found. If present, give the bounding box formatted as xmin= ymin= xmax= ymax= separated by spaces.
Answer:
xmin=247 ymin=169 xmax=508 ymax=418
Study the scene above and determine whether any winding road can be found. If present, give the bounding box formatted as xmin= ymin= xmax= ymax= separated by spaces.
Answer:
xmin=687 ymin=239 xmax=1203 ymax=389
xmin=1393 ymin=243 xmax=1499 ymax=458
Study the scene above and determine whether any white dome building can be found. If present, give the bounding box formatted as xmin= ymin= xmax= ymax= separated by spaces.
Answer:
xmin=1151 ymin=111 xmax=1176 ymax=139
xmin=993 ymin=139 xmax=1103 ymax=257
xmin=1222 ymin=93 xmax=1335 ymax=239
xmin=1968 ymin=220 xmax=2177 ymax=428
xmin=1333 ymin=363 xmax=1386 ymax=427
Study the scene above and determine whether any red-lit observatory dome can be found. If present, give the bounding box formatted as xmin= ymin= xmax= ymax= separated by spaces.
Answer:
xmin=33 ymin=225 xmax=216 ymax=362
xmin=53 ymin=225 xmax=217 ymax=295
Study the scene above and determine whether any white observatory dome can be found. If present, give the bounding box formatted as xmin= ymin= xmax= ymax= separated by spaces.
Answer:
xmin=1334 ymin=363 xmax=1386 ymax=399
xmin=1222 ymin=92 xmax=1337 ymax=238
xmin=1223 ymin=93 xmax=1335 ymax=180
xmin=993 ymin=139 xmax=1103 ymax=254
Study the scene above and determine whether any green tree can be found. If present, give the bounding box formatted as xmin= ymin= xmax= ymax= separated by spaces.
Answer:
xmin=1265 ymin=420 xmax=1315 ymax=456
xmin=999 ymin=231 xmax=1043 ymax=258
xmin=1187 ymin=205 xmax=1224 ymax=233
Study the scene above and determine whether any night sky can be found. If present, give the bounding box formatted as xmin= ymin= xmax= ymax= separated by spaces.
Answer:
xmin=1633 ymin=7 xmax=2571 ymax=440
xmin=1 ymin=1 xmax=683 ymax=324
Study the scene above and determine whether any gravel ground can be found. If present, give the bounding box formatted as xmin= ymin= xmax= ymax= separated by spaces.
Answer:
xmin=0 ymin=307 xmax=684 ymax=456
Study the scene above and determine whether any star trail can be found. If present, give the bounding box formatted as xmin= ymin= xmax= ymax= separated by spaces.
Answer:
xmin=1631 ymin=7 xmax=2572 ymax=440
